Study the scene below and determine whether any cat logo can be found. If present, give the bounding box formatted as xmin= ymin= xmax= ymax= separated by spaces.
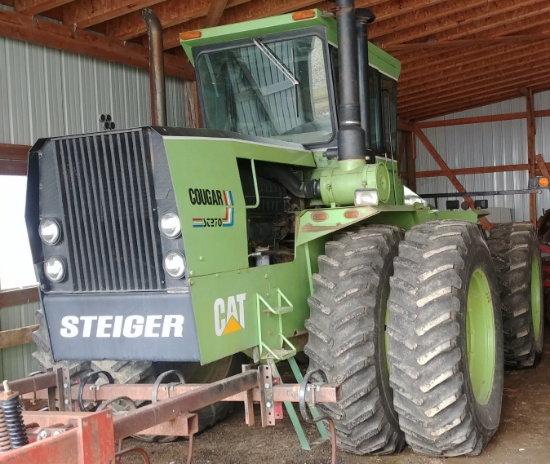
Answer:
xmin=214 ymin=293 xmax=246 ymax=336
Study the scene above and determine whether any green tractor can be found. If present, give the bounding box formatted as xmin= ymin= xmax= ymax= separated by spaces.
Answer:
xmin=25 ymin=0 xmax=543 ymax=456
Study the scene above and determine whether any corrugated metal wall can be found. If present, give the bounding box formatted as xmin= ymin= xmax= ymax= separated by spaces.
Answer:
xmin=0 ymin=302 xmax=38 ymax=380
xmin=0 ymin=37 xmax=188 ymax=145
xmin=0 ymin=35 xmax=191 ymax=380
xmin=414 ymin=95 xmax=550 ymax=223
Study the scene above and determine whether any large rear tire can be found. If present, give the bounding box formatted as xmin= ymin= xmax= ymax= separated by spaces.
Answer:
xmin=304 ymin=225 xmax=405 ymax=455
xmin=487 ymin=222 xmax=544 ymax=368
xmin=388 ymin=221 xmax=504 ymax=456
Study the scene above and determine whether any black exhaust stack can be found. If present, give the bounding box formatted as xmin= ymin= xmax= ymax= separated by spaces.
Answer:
xmin=356 ymin=8 xmax=376 ymax=163
xmin=335 ymin=0 xmax=365 ymax=164
xmin=142 ymin=8 xmax=167 ymax=126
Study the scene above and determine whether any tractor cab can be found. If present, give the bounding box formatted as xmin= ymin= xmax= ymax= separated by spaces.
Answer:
xmin=181 ymin=9 xmax=400 ymax=158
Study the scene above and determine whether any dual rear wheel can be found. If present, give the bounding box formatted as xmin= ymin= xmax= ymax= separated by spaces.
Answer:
xmin=305 ymin=220 xmax=542 ymax=456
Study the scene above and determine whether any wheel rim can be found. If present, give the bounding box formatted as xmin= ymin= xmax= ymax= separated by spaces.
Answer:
xmin=531 ymin=254 xmax=542 ymax=340
xmin=466 ymin=268 xmax=495 ymax=406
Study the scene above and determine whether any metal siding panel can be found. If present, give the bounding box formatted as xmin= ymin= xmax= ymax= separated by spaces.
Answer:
xmin=416 ymin=98 xmax=533 ymax=222
xmin=61 ymin=53 xmax=83 ymax=135
xmin=0 ymin=302 xmax=38 ymax=381
xmin=95 ymin=60 xmax=110 ymax=131
xmin=0 ymin=37 xmax=187 ymax=145
xmin=110 ymin=62 xmax=127 ymax=130
xmin=166 ymin=76 xmax=185 ymax=127
xmin=79 ymin=55 xmax=98 ymax=132
xmin=7 ymin=40 xmax=32 ymax=144
xmin=44 ymin=48 xmax=64 ymax=137
xmin=0 ymin=37 xmax=10 ymax=143
xmin=27 ymin=44 xmax=50 ymax=141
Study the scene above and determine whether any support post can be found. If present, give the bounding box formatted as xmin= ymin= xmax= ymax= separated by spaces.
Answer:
xmin=526 ymin=89 xmax=538 ymax=224
xmin=414 ymin=125 xmax=492 ymax=230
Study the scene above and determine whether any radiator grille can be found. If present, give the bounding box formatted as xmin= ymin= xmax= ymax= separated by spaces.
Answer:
xmin=54 ymin=130 xmax=164 ymax=291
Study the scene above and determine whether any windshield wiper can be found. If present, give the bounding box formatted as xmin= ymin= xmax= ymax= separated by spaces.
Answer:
xmin=252 ymin=38 xmax=299 ymax=85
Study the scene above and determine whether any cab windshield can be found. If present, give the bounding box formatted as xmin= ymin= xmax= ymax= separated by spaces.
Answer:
xmin=196 ymin=34 xmax=334 ymax=145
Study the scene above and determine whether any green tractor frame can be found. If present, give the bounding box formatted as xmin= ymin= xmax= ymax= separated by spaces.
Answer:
xmin=25 ymin=0 xmax=544 ymax=457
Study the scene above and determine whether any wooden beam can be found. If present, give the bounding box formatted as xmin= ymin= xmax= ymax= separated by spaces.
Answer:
xmin=385 ymin=35 xmax=550 ymax=52
xmin=399 ymin=42 xmax=550 ymax=101
xmin=14 ymin=0 xmax=72 ymax=16
xmin=0 ymin=286 xmax=39 ymax=309
xmin=0 ymin=9 xmax=194 ymax=81
xmin=397 ymin=132 xmax=407 ymax=173
xmin=63 ymin=0 xmax=164 ymax=29
xmin=417 ymin=164 xmax=530 ymax=179
xmin=526 ymin=89 xmax=537 ymax=224
xmin=422 ymin=0 xmax=550 ymax=43
xmin=416 ymin=113 xmax=528 ymax=129
xmin=397 ymin=118 xmax=415 ymax=132
xmin=369 ymin=0 xmax=491 ymax=43
xmin=414 ymin=125 xmax=492 ymax=230
xmin=0 ymin=325 xmax=39 ymax=350
xmin=400 ymin=72 xmax=550 ymax=122
xmin=415 ymin=76 xmax=550 ymax=122
xmin=376 ymin=0 xmax=546 ymax=46
xmin=0 ymin=143 xmax=31 ymax=176
xmin=204 ymin=0 xmax=229 ymax=28
xmin=415 ymin=109 xmax=550 ymax=129
xmin=107 ymin=0 xmax=251 ymax=41
xmin=398 ymin=37 xmax=537 ymax=79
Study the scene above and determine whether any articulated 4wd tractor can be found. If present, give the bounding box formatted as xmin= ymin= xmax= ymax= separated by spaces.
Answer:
xmin=25 ymin=0 xmax=543 ymax=457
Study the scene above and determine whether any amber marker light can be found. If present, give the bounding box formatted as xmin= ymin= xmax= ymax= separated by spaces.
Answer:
xmin=180 ymin=31 xmax=202 ymax=41
xmin=344 ymin=210 xmax=360 ymax=219
xmin=311 ymin=211 xmax=328 ymax=222
xmin=540 ymin=177 xmax=549 ymax=188
xmin=292 ymin=10 xmax=316 ymax=21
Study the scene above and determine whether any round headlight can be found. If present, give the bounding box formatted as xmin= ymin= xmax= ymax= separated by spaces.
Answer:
xmin=44 ymin=256 xmax=66 ymax=283
xmin=163 ymin=251 xmax=186 ymax=279
xmin=160 ymin=212 xmax=181 ymax=239
xmin=39 ymin=219 xmax=61 ymax=245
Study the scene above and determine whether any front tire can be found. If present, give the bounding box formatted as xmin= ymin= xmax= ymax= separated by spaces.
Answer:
xmin=388 ymin=221 xmax=503 ymax=456
xmin=304 ymin=225 xmax=405 ymax=455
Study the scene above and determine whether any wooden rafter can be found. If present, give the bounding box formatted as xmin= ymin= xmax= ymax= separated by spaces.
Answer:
xmin=399 ymin=40 xmax=543 ymax=81
xmin=204 ymin=0 xmax=229 ymax=28
xmin=0 ymin=9 xmax=194 ymax=80
xmin=63 ymin=0 xmax=165 ymax=29
xmin=419 ymin=0 xmax=550 ymax=43
xmin=526 ymin=89 xmax=537 ymax=225
xmin=14 ymin=0 xmax=72 ymax=15
xmin=375 ymin=0 xmax=548 ymax=46
xmin=0 ymin=286 xmax=39 ymax=308
xmin=0 ymin=143 xmax=31 ymax=176
xmin=402 ymin=73 xmax=550 ymax=121
xmin=417 ymin=164 xmax=530 ymax=179
xmin=400 ymin=51 xmax=550 ymax=105
xmin=107 ymin=0 xmax=251 ymax=41
xmin=370 ymin=0 xmax=492 ymax=43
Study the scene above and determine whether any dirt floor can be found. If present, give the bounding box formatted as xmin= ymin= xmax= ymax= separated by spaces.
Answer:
xmin=120 ymin=340 xmax=550 ymax=464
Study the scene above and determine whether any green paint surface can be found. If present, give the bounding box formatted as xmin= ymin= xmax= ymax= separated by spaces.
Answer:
xmin=531 ymin=254 xmax=542 ymax=340
xmin=181 ymin=9 xmax=400 ymax=80
xmin=466 ymin=268 xmax=496 ymax=406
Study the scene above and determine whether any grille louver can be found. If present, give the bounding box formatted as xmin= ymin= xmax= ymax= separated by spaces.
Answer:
xmin=54 ymin=130 xmax=164 ymax=291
